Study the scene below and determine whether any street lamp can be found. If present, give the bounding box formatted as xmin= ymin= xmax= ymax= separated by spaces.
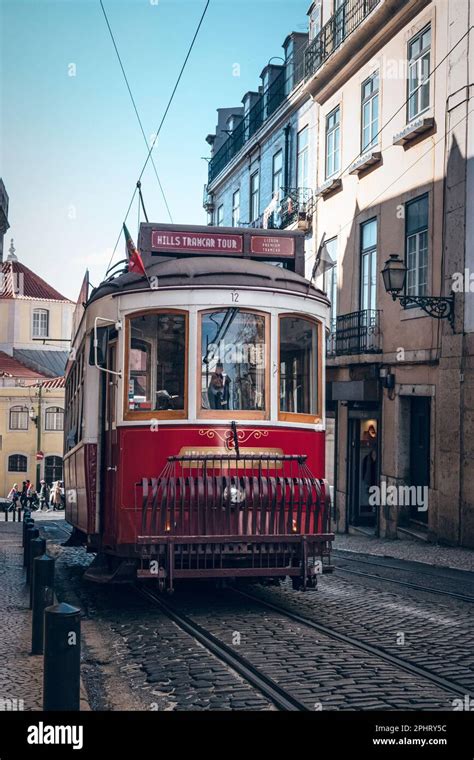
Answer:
xmin=381 ymin=254 xmax=455 ymax=330
xmin=29 ymin=406 xmax=38 ymax=426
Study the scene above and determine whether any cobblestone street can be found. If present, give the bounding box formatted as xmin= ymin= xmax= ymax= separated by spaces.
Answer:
xmin=2 ymin=516 xmax=472 ymax=713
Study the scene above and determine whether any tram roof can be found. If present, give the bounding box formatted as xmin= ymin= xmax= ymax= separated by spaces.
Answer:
xmin=87 ymin=254 xmax=329 ymax=306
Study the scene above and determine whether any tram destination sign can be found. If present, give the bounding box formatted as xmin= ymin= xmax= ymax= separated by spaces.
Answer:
xmin=151 ymin=230 xmax=243 ymax=254
xmin=250 ymin=235 xmax=294 ymax=257
xmin=138 ymin=223 xmax=305 ymax=275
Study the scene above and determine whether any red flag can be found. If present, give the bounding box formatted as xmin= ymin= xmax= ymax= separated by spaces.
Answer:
xmin=123 ymin=224 xmax=146 ymax=276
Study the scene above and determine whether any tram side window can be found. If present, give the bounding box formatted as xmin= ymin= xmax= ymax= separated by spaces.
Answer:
xmin=65 ymin=347 xmax=85 ymax=450
xmin=127 ymin=312 xmax=186 ymax=412
xmin=279 ymin=316 xmax=319 ymax=418
xmin=200 ymin=309 xmax=266 ymax=412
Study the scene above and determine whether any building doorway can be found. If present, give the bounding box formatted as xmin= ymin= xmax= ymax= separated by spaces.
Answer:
xmin=409 ymin=396 xmax=430 ymax=524
xmin=348 ymin=416 xmax=379 ymax=528
xmin=44 ymin=455 xmax=63 ymax=485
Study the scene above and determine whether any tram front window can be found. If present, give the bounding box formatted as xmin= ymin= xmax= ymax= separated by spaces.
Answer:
xmin=279 ymin=316 xmax=319 ymax=417
xmin=200 ymin=309 xmax=266 ymax=412
xmin=127 ymin=312 xmax=186 ymax=412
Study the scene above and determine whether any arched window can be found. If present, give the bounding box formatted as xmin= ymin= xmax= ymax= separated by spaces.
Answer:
xmin=9 ymin=405 xmax=29 ymax=430
xmin=44 ymin=456 xmax=63 ymax=484
xmin=45 ymin=406 xmax=64 ymax=431
xmin=32 ymin=308 xmax=49 ymax=338
xmin=8 ymin=454 xmax=27 ymax=472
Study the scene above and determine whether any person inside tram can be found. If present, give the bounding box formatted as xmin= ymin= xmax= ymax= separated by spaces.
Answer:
xmin=208 ymin=362 xmax=231 ymax=409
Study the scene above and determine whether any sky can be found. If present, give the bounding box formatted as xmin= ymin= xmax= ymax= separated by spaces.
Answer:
xmin=1 ymin=0 xmax=310 ymax=300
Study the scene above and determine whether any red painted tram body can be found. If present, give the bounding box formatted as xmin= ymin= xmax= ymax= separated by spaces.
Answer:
xmin=64 ymin=224 xmax=334 ymax=591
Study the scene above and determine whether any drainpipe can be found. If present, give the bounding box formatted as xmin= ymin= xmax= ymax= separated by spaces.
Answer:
xmin=36 ymin=383 xmax=42 ymax=491
xmin=284 ymin=124 xmax=291 ymax=190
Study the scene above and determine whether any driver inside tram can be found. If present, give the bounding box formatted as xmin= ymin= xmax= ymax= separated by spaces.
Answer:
xmin=207 ymin=361 xmax=231 ymax=409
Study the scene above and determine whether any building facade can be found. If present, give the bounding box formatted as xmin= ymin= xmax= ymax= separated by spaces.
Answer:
xmin=204 ymin=0 xmax=474 ymax=547
xmin=0 ymin=233 xmax=75 ymax=495
xmin=0 ymin=362 xmax=65 ymax=497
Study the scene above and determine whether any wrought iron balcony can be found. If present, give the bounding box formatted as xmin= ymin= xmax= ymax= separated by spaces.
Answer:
xmin=305 ymin=0 xmax=380 ymax=80
xmin=208 ymin=59 xmax=305 ymax=185
xmin=277 ymin=187 xmax=313 ymax=229
xmin=327 ymin=309 xmax=381 ymax=357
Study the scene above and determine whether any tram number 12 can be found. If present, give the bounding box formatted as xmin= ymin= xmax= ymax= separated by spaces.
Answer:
xmin=231 ymin=290 xmax=239 ymax=303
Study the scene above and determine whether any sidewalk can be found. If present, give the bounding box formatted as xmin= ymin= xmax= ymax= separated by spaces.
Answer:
xmin=333 ymin=531 xmax=474 ymax=573
xmin=0 ymin=520 xmax=89 ymax=711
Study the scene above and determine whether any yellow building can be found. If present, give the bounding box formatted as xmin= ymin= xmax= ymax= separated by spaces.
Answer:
xmin=0 ymin=366 xmax=65 ymax=496
xmin=0 ymin=242 xmax=74 ymax=496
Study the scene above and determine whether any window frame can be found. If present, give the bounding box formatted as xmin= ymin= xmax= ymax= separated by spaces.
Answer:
xmin=8 ymin=454 xmax=28 ymax=472
xmin=196 ymin=308 xmax=270 ymax=421
xmin=360 ymin=217 xmax=378 ymax=312
xmin=32 ymin=308 xmax=49 ymax=339
xmin=325 ymin=106 xmax=341 ymax=179
xmin=407 ymin=24 xmax=431 ymax=121
xmin=232 ymin=189 xmax=240 ymax=226
xmin=44 ymin=406 xmax=64 ymax=432
xmin=361 ymin=72 xmax=379 ymax=153
xmin=404 ymin=193 xmax=429 ymax=300
xmin=123 ymin=309 xmax=189 ymax=421
xmin=272 ymin=150 xmax=283 ymax=197
xmin=249 ymin=170 xmax=260 ymax=222
xmin=296 ymin=126 xmax=309 ymax=190
xmin=9 ymin=405 xmax=29 ymax=431
xmin=216 ymin=204 xmax=224 ymax=227
xmin=278 ymin=313 xmax=323 ymax=425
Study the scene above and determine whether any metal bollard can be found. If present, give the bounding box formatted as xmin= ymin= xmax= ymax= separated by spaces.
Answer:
xmin=24 ymin=527 xmax=39 ymax=573
xmin=4 ymin=505 xmax=8 ymax=522
xmin=29 ymin=537 xmax=46 ymax=607
xmin=31 ymin=555 xmax=55 ymax=655
xmin=22 ymin=516 xmax=33 ymax=550
xmin=43 ymin=603 xmax=81 ymax=711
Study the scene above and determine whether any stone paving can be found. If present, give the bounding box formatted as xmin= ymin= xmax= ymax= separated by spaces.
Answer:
xmin=333 ymin=532 xmax=474 ymax=572
xmin=0 ymin=520 xmax=89 ymax=712
xmin=0 ymin=523 xmax=43 ymax=711
xmin=2 ymin=515 xmax=473 ymax=712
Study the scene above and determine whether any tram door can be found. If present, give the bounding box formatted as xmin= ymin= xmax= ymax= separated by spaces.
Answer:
xmin=103 ymin=342 xmax=118 ymax=538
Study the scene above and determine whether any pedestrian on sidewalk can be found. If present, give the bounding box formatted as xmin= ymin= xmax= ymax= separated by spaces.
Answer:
xmin=51 ymin=481 xmax=62 ymax=511
xmin=6 ymin=483 xmax=20 ymax=512
xmin=39 ymin=480 xmax=50 ymax=511
xmin=20 ymin=481 xmax=29 ymax=509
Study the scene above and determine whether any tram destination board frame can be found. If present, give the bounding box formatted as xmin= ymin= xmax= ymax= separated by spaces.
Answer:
xmin=138 ymin=223 xmax=306 ymax=275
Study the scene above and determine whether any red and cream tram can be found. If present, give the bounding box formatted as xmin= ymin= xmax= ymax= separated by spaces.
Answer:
xmin=64 ymin=224 xmax=334 ymax=591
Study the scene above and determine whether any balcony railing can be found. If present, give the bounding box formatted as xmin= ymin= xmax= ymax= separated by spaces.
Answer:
xmin=327 ymin=309 xmax=381 ymax=356
xmin=208 ymin=58 xmax=305 ymax=185
xmin=305 ymin=0 xmax=380 ymax=80
xmin=277 ymin=187 xmax=313 ymax=228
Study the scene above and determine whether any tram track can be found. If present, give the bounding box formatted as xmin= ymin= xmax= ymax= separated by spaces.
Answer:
xmin=331 ymin=552 xmax=474 ymax=604
xmin=137 ymin=584 xmax=309 ymax=711
xmin=138 ymin=582 xmax=472 ymax=710
xmin=231 ymin=588 xmax=474 ymax=701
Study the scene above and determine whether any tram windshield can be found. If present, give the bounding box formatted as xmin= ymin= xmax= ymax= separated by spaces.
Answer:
xmin=200 ymin=309 xmax=266 ymax=412
xmin=279 ymin=316 xmax=319 ymax=416
xmin=127 ymin=312 xmax=186 ymax=412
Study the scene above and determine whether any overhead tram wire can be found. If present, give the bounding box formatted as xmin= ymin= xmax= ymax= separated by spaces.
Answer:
xmin=99 ymin=0 xmax=173 ymax=224
xmin=306 ymin=24 xmax=474 ymax=265
xmin=103 ymin=0 xmax=211 ymax=278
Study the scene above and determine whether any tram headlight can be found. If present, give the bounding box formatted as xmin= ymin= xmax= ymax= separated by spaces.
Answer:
xmin=223 ymin=485 xmax=245 ymax=505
